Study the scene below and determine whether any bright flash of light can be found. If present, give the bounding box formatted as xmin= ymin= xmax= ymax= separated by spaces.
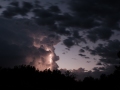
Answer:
xmin=49 ymin=54 xmax=52 ymax=64
xmin=46 ymin=48 xmax=53 ymax=70
xmin=46 ymin=48 xmax=53 ymax=64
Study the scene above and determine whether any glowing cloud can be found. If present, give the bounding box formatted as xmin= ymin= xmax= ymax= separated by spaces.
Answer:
xmin=0 ymin=17 xmax=60 ymax=71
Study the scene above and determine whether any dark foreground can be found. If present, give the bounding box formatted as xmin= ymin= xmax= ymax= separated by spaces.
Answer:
xmin=0 ymin=65 xmax=120 ymax=90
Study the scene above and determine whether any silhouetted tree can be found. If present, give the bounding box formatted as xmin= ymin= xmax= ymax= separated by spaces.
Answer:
xmin=0 ymin=51 xmax=120 ymax=89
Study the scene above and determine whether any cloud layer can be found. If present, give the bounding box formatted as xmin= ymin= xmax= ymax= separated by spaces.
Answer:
xmin=0 ymin=0 xmax=120 ymax=79
xmin=0 ymin=17 xmax=60 ymax=70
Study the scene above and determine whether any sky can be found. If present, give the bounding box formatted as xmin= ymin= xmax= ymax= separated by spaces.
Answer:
xmin=0 ymin=0 xmax=120 ymax=80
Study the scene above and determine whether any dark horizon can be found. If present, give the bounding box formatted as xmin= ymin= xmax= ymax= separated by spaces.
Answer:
xmin=0 ymin=63 xmax=120 ymax=89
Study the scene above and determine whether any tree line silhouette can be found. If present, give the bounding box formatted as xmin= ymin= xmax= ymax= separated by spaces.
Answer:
xmin=0 ymin=52 xmax=120 ymax=90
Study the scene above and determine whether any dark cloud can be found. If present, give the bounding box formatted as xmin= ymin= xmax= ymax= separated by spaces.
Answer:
xmin=68 ymin=0 xmax=120 ymax=28
xmin=63 ymin=37 xmax=75 ymax=48
xmin=92 ymin=67 xmax=100 ymax=71
xmin=20 ymin=1 xmax=33 ymax=15
xmin=33 ymin=9 xmax=53 ymax=18
xmin=79 ymin=49 xmax=85 ymax=53
xmin=82 ymin=46 xmax=90 ymax=51
xmin=70 ymin=65 xmax=115 ymax=80
xmin=93 ymin=67 xmax=105 ymax=71
xmin=2 ymin=6 xmax=19 ymax=18
xmin=89 ymin=40 xmax=120 ymax=64
xmin=34 ymin=0 xmax=42 ymax=8
xmin=10 ymin=1 xmax=19 ymax=7
xmin=43 ymin=24 xmax=71 ymax=36
xmin=78 ymin=53 xmax=90 ymax=59
xmin=0 ymin=5 xmax=2 ymax=8
xmin=87 ymin=34 xmax=98 ymax=43
xmin=60 ymin=0 xmax=120 ymax=45
xmin=34 ymin=17 xmax=55 ymax=26
xmin=78 ymin=54 xmax=86 ymax=57
xmin=55 ymin=13 xmax=73 ymax=22
xmin=87 ymin=27 xmax=114 ymax=42
xmin=62 ymin=31 xmax=86 ymax=48
xmin=57 ymin=15 xmax=99 ymax=28
xmin=0 ymin=1 xmax=95 ymax=47
xmin=0 ymin=41 xmax=29 ymax=67
xmin=48 ymin=5 xmax=61 ymax=13
xmin=55 ymin=26 xmax=71 ymax=36
xmin=73 ymin=30 xmax=81 ymax=39
xmin=0 ymin=17 xmax=60 ymax=70
xmin=2 ymin=1 xmax=33 ymax=18
xmin=1 ymin=0 xmax=120 ymax=44
xmin=96 ymin=62 xmax=102 ymax=65
xmin=62 ymin=52 xmax=65 ymax=54
xmin=99 ymin=67 xmax=106 ymax=71
xmin=65 ymin=48 xmax=70 ymax=51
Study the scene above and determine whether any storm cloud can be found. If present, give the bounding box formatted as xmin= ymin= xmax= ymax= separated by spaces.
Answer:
xmin=0 ymin=0 xmax=120 ymax=80
xmin=88 ymin=40 xmax=120 ymax=64
xmin=0 ymin=17 xmax=60 ymax=70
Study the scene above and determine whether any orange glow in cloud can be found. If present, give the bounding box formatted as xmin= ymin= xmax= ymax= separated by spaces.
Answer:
xmin=46 ymin=48 xmax=53 ymax=70
xmin=49 ymin=54 xmax=52 ymax=64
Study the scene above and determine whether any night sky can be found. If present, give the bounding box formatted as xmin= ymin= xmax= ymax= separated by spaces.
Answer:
xmin=0 ymin=0 xmax=120 ymax=80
